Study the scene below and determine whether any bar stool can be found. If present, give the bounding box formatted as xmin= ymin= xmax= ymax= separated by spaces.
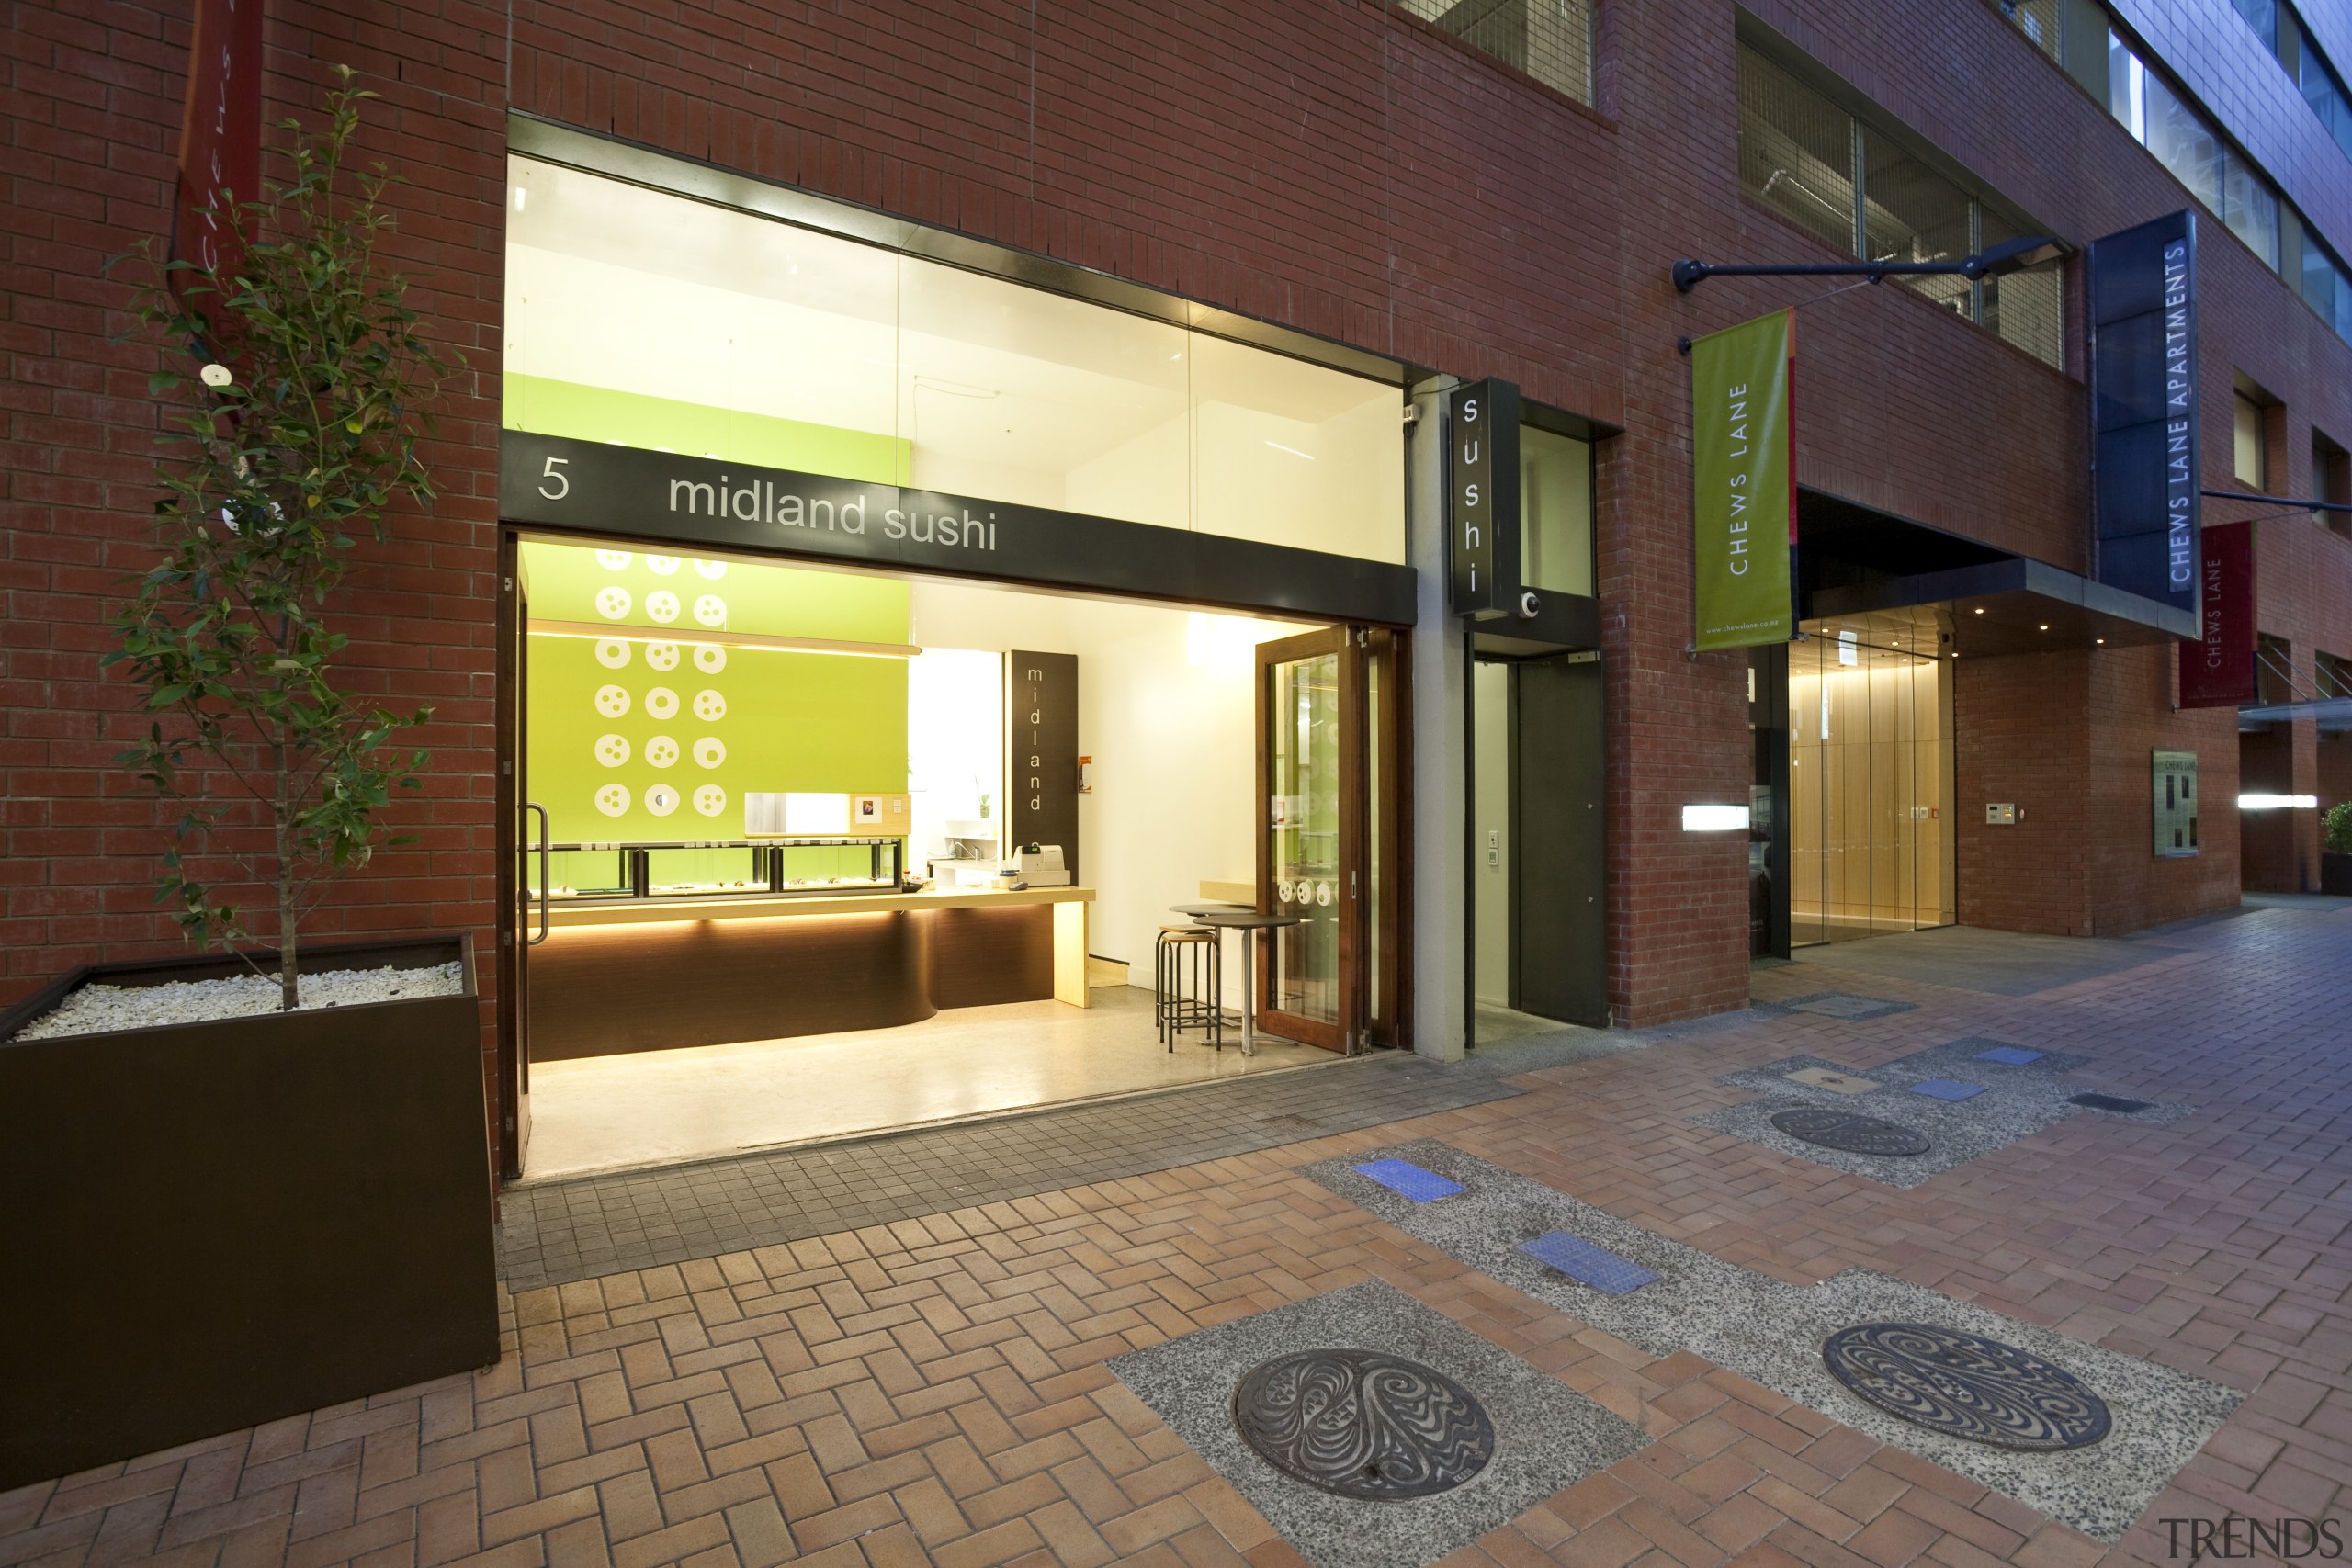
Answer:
xmin=1154 ymin=925 xmax=1224 ymax=1051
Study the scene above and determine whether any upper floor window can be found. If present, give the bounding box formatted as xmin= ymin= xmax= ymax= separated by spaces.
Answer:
xmin=1993 ymin=0 xmax=2352 ymax=347
xmin=1396 ymin=0 xmax=1595 ymax=105
xmin=2234 ymin=390 xmax=2269 ymax=489
xmin=1736 ymin=40 xmax=2065 ymax=368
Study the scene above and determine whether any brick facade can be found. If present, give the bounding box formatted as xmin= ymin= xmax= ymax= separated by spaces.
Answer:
xmin=6 ymin=0 xmax=2350 ymax=1151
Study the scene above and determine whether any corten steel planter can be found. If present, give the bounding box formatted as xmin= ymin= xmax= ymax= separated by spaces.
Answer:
xmin=2323 ymin=854 xmax=2352 ymax=897
xmin=0 ymin=935 xmax=499 ymax=1491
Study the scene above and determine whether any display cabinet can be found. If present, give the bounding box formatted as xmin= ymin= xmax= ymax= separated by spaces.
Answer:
xmin=531 ymin=838 xmax=905 ymax=904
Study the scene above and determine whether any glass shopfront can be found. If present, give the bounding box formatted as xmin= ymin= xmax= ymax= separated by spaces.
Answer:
xmin=495 ymin=143 xmax=1413 ymax=1180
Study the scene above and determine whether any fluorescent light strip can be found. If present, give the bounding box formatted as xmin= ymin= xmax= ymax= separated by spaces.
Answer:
xmin=1681 ymin=804 xmax=1752 ymax=832
xmin=527 ymin=617 xmax=921 ymax=660
xmin=2236 ymin=793 xmax=2317 ymax=810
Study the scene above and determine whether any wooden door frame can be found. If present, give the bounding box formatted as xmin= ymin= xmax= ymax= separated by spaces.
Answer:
xmin=494 ymin=528 xmax=526 ymax=1183
xmin=1253 ymin=626 xmax=1362 ymax=1053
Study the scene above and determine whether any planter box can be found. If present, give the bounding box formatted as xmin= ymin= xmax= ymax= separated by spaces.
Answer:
xmin=2324 ymin=854 xmax=2352 ymax=897
xmin=0 ymin=936 xmax=498 ymax=1491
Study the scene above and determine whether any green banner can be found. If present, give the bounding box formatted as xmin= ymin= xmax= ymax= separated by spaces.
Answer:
xmin=1691 ymin=310 xmax=1794 ymax=651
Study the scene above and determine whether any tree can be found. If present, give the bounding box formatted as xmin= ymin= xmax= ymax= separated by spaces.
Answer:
xmin=110 ymin=69 xmax=455 ymax=1010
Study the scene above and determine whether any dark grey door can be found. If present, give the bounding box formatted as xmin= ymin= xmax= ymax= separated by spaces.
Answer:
xmin=1511 ymin=656 xmax=1606 ymax=1026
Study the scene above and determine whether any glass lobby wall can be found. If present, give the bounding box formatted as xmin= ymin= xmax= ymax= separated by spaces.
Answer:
xmin=1787 ymin=630 xmax=1954 ymax=945
xmin=504 ymin=157 xmax=1405 ymax=564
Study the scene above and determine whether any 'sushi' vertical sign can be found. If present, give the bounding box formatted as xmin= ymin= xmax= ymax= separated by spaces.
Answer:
xmin=1690 ymin=310 xmax=1796 ymax=651
xmin=1447 ymin=379 xmax=1521 ymax=616
xmin=1005 ymin=652 xmax=1079 ymax=879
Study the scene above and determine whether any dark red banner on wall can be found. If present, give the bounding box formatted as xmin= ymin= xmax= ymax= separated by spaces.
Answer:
xmin=173 ymin=0 xmax=264 ymax=289
xmin=2178 ymin=520 xmax=2255 ymax=708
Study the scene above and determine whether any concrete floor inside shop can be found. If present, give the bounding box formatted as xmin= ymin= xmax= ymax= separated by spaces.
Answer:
xmin=520 ymin=981 xmax=1340 ymax=1180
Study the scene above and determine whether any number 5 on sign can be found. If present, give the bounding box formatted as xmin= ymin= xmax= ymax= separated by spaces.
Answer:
xmin=538 ymin=457 xmax=570 ymax=500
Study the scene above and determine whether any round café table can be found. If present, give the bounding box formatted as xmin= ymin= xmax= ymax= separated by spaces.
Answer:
xmin=1176 ymin=908 xmax=1303 ymax=1057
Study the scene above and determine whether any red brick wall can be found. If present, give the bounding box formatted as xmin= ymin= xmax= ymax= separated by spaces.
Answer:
xmin=9 ymin=0 xmax=2352 ymax=1070
xmin=4 ymin=2 xmax=507 ymax=1145
xmin=1954 ymin=651 xmax=2092 ymax=935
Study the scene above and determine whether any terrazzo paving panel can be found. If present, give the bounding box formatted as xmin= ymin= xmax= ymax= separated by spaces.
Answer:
xmin=1692 ymin=1037 xmax=2190 ymax=1188
xmin=1107 ymin=1279 xmax=1647 ymax=1568
xmin=1758 ymin=989 xmax=1919 ymax=1021
xmin=1304 ymin=1140 xmax=2242 ymax=1543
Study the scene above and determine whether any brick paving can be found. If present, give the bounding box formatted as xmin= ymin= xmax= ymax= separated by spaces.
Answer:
xmin=6 ymin=900 xmax=2348 ymax=1568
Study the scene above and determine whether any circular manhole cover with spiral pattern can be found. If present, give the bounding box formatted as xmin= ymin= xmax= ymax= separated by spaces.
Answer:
xmin=1770 ymin=1107 xmax=1932 ymax=1156
xmin=1231 ymin=1349 xmax=1495 ymax=1499
xmin=1823 ymin=1323 xmax=2111 ymax=1450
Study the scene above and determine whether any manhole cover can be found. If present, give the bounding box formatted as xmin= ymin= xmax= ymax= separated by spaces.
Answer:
xmin=1770 ymin=1107 xmax=1931 ymax=1156
xmin=1232 ymin=1349 xmax=1495 ymax=1499
xmin=1822 ymin=1323 xmax=2111 ymax=1450
xmin=2070 ymin=1092 xmax=2152 ymax=1114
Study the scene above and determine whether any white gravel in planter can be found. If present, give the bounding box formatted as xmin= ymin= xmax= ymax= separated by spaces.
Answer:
xmin=10 ymin=961 xmax=465 ymax=1041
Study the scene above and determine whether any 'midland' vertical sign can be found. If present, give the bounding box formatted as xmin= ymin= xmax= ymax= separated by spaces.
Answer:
xmin=1690 ymin=310 xmax=1796 ymax=651
xmin=2088 ymin=209 xmax=2199 ymax=614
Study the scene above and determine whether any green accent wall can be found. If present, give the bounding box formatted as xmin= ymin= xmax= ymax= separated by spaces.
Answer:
xmin=523 ymin=542 xmax=909 ymax=844
xmin=505 ymin=374 xmax=910 ymax=485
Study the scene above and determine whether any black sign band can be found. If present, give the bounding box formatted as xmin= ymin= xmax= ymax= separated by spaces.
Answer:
xmin=499 ymin=431 xmax=1416 ymax=626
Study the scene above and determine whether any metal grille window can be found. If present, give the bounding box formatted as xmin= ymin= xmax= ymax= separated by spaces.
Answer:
xmin=1864 ymin=130 xmax=1976 ymax=317
xmin=1736 ymin=47 xmax=1860 ymax=256
xmin=1735 ymin=40 xmax=2064 ymax=368
xmin=1399 ymin=0 xmax=1593 ymax=105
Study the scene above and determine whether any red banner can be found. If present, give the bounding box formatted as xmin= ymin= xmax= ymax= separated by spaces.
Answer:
xmin=2178 ymin=521 xmax=2255 ymax=707
xmin=173 ymin=0 xmax=264 ymax=290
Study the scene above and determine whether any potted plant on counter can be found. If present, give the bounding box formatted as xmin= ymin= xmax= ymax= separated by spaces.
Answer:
xmin=0 ymin=71 xmax=496 ymax=1492
xmin=2324 ymin=802 xmax=2352 ymax=897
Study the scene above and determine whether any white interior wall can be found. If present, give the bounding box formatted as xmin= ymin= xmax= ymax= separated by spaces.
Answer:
xmin=1473 ymin=662 xmax=1511 ymax=1006
xmin=906 ymin=649 xmax=1004 ymax=866
xmin=906 ymin=579 xmax=1310 ymax=998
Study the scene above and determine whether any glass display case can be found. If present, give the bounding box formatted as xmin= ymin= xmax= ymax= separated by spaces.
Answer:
xmin=533 ymin=839 xmax=904 ymax=904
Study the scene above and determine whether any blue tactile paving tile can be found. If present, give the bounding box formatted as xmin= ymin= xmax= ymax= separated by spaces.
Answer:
xmin=1973 ymin=1046 xmax=2046 ymax=1066
xmin=1352 ymin=1159 xmax=1466 ymax=1202
xmin=1519 ymin=1231 xmax=1658 ymax=1294
xmin=1909 ymin=1078 xmax=1986 ymax=1101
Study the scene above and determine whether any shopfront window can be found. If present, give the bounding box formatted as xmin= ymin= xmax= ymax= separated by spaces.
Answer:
xmin=505 ymin=158 xmax=1405 ymax=564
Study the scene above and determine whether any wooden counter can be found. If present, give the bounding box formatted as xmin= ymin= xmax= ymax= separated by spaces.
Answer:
xmin=528 ymin=886 xmax=1093 ymax=1061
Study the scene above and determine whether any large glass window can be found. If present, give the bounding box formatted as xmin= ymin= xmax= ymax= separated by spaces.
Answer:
xmin=1735 ymin=41 xmax=2065 ymax=367
xmin=1396 ymin=0 xmax=1594 ymax=105
xmin=505 ymin=159 xmax=1405 ymax=564
xmin=1519 ymin=424 xmax=1592 ymax=597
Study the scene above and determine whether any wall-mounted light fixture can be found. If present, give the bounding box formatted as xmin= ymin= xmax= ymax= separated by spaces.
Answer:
xmin=1682 ymin=805 xmax=1752 ymax=832
xmin=2236 ymin=794 xmax=2317 ymax=810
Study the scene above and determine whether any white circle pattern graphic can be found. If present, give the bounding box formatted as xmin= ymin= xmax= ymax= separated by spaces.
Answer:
xmin=646 ymin=554 xmax=681 ymax=575
xmin=594 ymin=734 xmax=630 ymax=768
xmin=694 ymin=689 xmax=727 ymax=721
xmin=694 ymin=737 xmax=727 ymax=769
xmin=594 ymin=684 xmax=630 ymax=718
xmin=594 ymin=639 xmax=630 ymax=669
xmin=646 ymin=590 xmax=680 ymax=624
xmin=645 ymin=784 xmax=680 ymax=817
xmin=694 ymin=784 xmax=727 ymax=817
xmin=645 ymin=642 xmax=680 ymax=671
xmin=693 ymin=644 xmax=726 ymax=674
xmin=644 ymin=735 xmax=679 ymax=769
xmin=693 ymin=558 xmax=728 ymax=580
xmin=594 ymin=586 xmax=632 ymax=620
xmin=692 ymin=593 xmax=727 ymax=627
xmin=645 ymin=687 xmax=679 ymax=720
xmin=594 ymin=783 xmax=630 ymax=817
xmin=595 ymin=550 xmax=632 ymax=570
